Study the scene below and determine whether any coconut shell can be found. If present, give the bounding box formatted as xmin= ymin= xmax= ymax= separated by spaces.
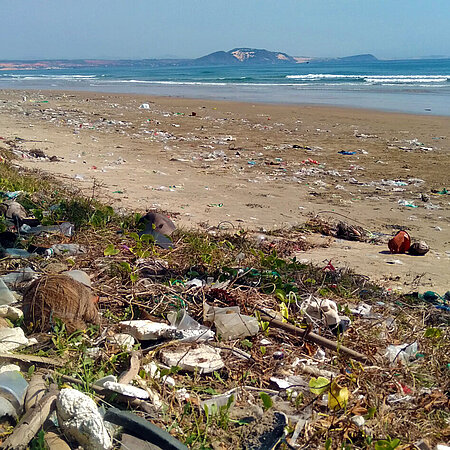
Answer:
xmin=409 ymin=241 xmax=429 ymax=256
xmin=23 ymin=275 xmax=100 ymax=333
xmin=139 ymin=212 xmax=176 ymax=236
xmin=388 ymin=230 xmax=411 ymax=254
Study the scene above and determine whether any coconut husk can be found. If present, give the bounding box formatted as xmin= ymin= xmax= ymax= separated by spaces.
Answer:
xmin=409 ymin=240 xmax=429 ymax=256
xmin=22 ymin=275 xmax=100 ymax=333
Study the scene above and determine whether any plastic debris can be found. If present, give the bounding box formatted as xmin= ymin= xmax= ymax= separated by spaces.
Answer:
xmin=388 ymin=230 xmax=411 ymax=254
xmin=203 ymin=304 xmax=259 ymax=340
xmin=119 ymin=320 xmax=177 ymax=340
xmin=385 ymin=342 xmax=418 ymax=365
xmin=167 ymin=309 xmax=214 ymax=342
xmin=0 ymin=327 xmax=32 ymax=352
xmin=0 ymin=279 xmax=17 ymax=305
xmin=160 ymin=344 xmax=224 ymax=374
xmin=0 ymin=370 xmax=28 ymax=413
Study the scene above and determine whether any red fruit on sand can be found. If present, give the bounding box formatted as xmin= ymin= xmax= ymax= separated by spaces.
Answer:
xmin=388 ymin=230 xmax=411 ymax=254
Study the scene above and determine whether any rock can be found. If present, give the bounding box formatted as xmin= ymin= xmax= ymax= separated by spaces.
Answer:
xmin=56 ymin=388 xmax=112 ymax=450
xmin=119 ymin=320 xmax=177 ymax=341
xmin=108 ymin=333 xmax=135 ymax=350
xmin=0 ymin=364 xmax=20 ymax=374
xmin=0 ymin=280 xmax=17 ymax=306
xmin=0 ymin=327 xmax=30 ymax=352
xmin=351 ymin=415 xmax=365 ymax=427
xmin=102 ymin=381 xmax=149 ymax=399
xmin=160 ymin=344 xmax=224 ymax=374
xmin=409 ymin=241 xmax=430 ymax=256
xmin=0 ymin=305 xmax=23 ymax=321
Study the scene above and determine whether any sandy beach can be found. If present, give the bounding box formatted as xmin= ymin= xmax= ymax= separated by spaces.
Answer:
xmin=0 ymin=89 xmax=449 ymax=292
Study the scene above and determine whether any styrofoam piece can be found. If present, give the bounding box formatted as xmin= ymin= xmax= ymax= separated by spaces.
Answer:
xmin=160 ymin=344 xmax=224 ymax=374
xmin=119 ymin=320 xmax=177 ymax=341
xmin=108 ymin=333 xmax=135 ymax=350
xmin=56 ymin=388 xmax=112 ymax=450
xmin=102 ymin=381 xmax=149 ymax=400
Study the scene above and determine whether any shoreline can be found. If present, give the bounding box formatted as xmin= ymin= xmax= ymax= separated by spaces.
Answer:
xmin=1 ymin=82 xmax=449 ymax=116
xmin=0 ymin=88 xmax=449 ymax=293
xmin=3 ymin=87 xmax=450 ymax=120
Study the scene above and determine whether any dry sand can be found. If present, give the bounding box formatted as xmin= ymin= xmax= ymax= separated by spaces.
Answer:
xmin=0 ymin=89 xmax=449 ymax=293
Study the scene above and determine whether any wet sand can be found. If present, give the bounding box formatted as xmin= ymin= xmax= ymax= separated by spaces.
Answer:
xmin=0 ymin=89 xmax=449 ymax=293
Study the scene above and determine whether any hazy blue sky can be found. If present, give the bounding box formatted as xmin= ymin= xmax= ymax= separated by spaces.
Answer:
xmin=1 ymin=0 xmax=449 ymax=60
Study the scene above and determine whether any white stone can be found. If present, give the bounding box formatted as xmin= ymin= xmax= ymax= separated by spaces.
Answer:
xmin=160 ymin=344 xmax=224 ymax=374
xmin=351 ymin=415 xmax=365 ymax=427
xmin=102 ymin=381 xmax=149 ymax=399
xmin=108 ymin=333 xmax=135 ymax=350
xmin=0 ymin=327 xmax=30 ymax=352
xmin=0 ymin=305 xmax=23 ymax=321
xmin=119 ymin=320 xmax=177 ymax=340
xmin=0 ymin=364 xmax=20 ymax=373
xmin=56 ymin=388 xmax=112 ymax=450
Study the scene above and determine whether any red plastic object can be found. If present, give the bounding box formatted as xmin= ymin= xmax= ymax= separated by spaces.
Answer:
xmin=388 ymin=231 xmax=411 ymax=254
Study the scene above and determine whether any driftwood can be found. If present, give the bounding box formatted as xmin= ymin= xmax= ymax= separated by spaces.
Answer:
xmin=118 ymin=350 xmax=141 ymax=384
xmin=24 ymin=373 xmax=47 ymax=412
xmin=258 ymin=310 xmax=370 ymax=364
xmin=1 ymin=388 xmax=58 ymax=450
xmin=0 ymin=353 xmax=65 ymax=367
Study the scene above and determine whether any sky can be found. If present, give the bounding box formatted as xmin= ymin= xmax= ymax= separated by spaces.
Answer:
xmin=1 ymin=0 xmax=449 ymax=60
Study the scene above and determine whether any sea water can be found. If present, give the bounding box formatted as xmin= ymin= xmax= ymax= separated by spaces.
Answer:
xmin=1 ymin=58 xmax=449 ymax=115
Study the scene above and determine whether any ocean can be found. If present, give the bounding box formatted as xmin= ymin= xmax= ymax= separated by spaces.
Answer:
xmin=1 ymin=58 xmax=450 ymax=116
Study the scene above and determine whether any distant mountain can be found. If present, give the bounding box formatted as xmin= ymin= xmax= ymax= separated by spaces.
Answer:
xmin=0 ymin=49 xmax=379 ymax=69
xmin=194 ymin=48 xmax=297 ymax=65
xmin=337 ymin=54 xmax=378 ymax=62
